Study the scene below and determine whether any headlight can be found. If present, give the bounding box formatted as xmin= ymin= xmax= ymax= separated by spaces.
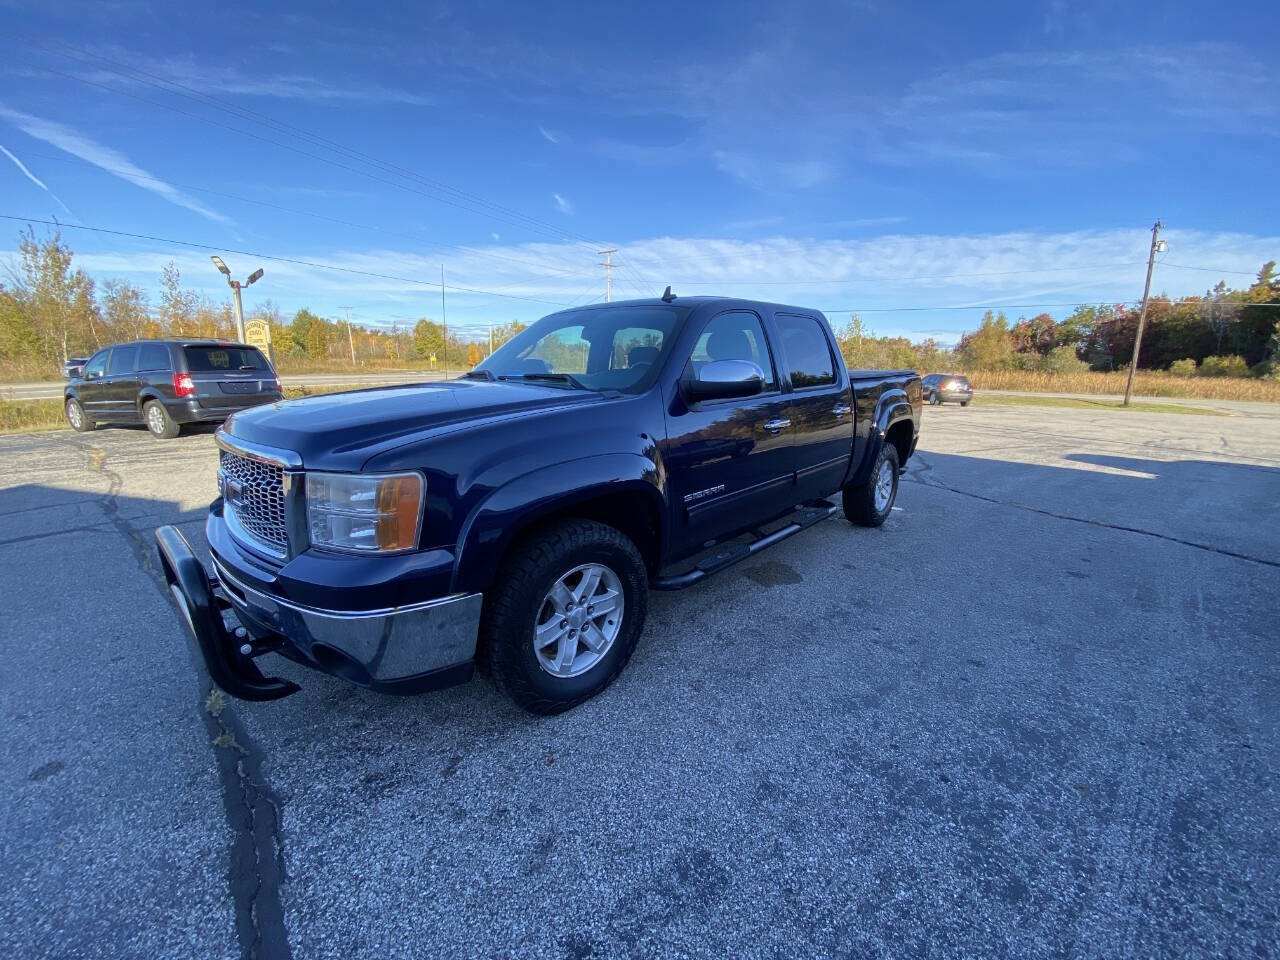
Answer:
xmin=305 ymin=471 xmax=424 ymax=553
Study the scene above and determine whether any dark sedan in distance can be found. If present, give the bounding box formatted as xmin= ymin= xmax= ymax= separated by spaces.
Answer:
xmin=922 ymin=373 xmax=973 ymax=406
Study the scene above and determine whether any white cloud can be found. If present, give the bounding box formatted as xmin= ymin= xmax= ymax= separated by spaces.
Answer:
xmin=59 ymin=227 xmax=1278 ymax=341
xmin=0 ymin=105 xmax=228 ymax=223
xmin=0 ymin=143 xmax=76 ymax=218
xmin=713 ymin=151 xmax=836 ymax=190
xmin=537 ymin=126 xmax=559 ymax=144
xmin=552 ymin=193 xmax=574 ymax=215
xmin=77 ymin=52 xmax=435 ymax=106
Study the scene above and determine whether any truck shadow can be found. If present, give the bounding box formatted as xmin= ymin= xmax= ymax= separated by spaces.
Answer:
xmin=906 ymin=448 xmax=1280 ymax=566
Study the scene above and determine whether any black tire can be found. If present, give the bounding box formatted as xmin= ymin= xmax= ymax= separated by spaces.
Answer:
xmin=143 ymin=399 xmax=181 ymax=439
xmin=960 ymin=400 xmax=970 ymax=407
xmin=842 ymin=442 xmax=900 ymax=528
xmin=65 ymin=397 xmax=94 ymax=432
xmin=928 ymin=392 xmax=941 ymax=406
xmin=481 ymin=519 xmax=648 ymax=715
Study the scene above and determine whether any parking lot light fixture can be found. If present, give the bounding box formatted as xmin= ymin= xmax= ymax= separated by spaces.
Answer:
xmin=209 ymin=256 xmax=264 ymax=343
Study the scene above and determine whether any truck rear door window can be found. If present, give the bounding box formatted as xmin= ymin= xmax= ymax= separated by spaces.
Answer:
xmin=184 ymin=346 xmax=269 ymax=372
xmin=775 ymin=315 xmax=835 ymax=388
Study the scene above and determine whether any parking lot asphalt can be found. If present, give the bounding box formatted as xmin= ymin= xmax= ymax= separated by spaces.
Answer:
xmin=2 ymin=402 xmax=1278 ymax=959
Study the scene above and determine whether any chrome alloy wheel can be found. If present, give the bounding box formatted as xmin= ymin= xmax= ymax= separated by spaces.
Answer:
xmin=66 ymin=400 xmax=84 ymax=429
xmin=147 ymin=403 xmax=166 ymax=435
xmin=874 ymin=457 xmax=895 ymax=513
xmin=533 ymin=562 xmax=624 ymax=678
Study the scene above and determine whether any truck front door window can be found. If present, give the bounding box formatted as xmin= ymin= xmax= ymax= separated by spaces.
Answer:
xmin=688 ymin=312 xmax=777 ymax=391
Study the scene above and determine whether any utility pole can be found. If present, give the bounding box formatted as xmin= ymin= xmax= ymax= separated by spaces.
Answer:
xmin=598 ymin=248 xmax=617 ymax=302
xmin=1123 ymin=221 xmax=1164 ymax=406
xmin=343 ymin=306 xmax=356 ymax=364
xmin=440 ymin=264 xmax=448 ymax=380
xmin=488 ymin=322 xmax=493 ymax=357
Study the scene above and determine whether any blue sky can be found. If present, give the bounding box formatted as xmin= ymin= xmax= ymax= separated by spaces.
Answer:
xmin=1 ymin=0 xmax=1277 ymax=344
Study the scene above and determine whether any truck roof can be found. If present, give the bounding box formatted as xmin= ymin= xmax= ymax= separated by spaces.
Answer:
xmin=554 ymin=294 xmax=826 ymax=316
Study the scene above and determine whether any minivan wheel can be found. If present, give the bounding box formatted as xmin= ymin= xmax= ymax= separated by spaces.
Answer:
xmin=65 ymin=398 xmax=94 ymax=433
xmin=928 ymin=392 xmax=941 ymax=406
xmin=481 ymin=519 xmax=648 ymax=714
xmin=843 ymin=443 xmax=900 ymax=528
xmin=144 ymin=400 xmax=181 ymax=439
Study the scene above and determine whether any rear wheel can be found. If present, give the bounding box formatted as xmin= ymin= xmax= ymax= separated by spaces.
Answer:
xmin=842 ymin=443 xmax=900 ymax=528
xmin=65 ymin=398 xmax=94 ymax=433
xmin=144 ymin=400 xmax=181 ymax=439
xmin=481 ymin=519 xmax=648 ymax=714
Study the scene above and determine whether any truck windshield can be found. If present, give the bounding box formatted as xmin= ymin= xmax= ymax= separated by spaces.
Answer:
xmin=476 ymin=304 xmax=687 ymax=393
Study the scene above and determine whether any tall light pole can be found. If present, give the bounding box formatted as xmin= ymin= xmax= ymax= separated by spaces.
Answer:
xmin=210 ymin=256 xmax=263 ymax=343
xmin=1122 ymin=222 xmax=1166 ymax=406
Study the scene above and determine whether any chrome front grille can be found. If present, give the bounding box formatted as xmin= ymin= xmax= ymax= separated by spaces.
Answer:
xmin=219 ymin=449 xmax=287 ymax=552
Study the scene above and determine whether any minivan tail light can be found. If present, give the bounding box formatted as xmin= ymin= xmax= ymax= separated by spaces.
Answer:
xmin=173 ymin=373 xmax=195 ymax=398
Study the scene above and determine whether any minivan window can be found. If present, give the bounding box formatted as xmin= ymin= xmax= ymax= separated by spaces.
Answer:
xmin=107 ymin=345 xmax=138 ymax=376
xmin=83 ymin=350 xmax=109 ymax=379
xmin=776 ymin=314 xmax=836 ymax=388
xmin=137 ymin=343 xmax=170 ymax=371
xmin=184 ymin=345 xmax=269 ymax=372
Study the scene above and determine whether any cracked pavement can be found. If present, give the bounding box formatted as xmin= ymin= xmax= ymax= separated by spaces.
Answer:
xmin=1 ymin=403 xmax=1278 ymax=958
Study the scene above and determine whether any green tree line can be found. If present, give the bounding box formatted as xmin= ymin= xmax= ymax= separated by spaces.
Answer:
xmin=838 ymin=261 xmax=1280 ymax=378
xmin=4 ymin=228 xmax=1277 ymax=379
xmin=0 ymin=229 xmax=526 ymax=377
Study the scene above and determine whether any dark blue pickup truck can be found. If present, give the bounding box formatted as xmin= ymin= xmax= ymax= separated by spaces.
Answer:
xmin=156 ymin=295 xmax=921 ymax=713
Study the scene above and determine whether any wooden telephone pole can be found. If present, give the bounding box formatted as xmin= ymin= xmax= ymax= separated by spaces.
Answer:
xmin=1123 ymin=221 xmax=1163 ymax=406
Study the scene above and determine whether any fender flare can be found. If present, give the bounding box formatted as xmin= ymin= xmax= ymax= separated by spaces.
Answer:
xmin=451 ymin=453 xmax=667 ymax=594
xmin=850 ymin=388 xmax=915 ymax=486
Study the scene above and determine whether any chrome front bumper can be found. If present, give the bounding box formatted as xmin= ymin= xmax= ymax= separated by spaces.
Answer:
xmin=212 ymin=554 xmax=482 ymax=689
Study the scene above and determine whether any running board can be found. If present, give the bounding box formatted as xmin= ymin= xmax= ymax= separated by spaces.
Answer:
xmin=652 ymin=500 xmax=839 ymax=591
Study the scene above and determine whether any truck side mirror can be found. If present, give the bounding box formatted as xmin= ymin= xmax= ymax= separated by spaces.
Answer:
xmin=683 ymin=359 xmax=766 ymax=403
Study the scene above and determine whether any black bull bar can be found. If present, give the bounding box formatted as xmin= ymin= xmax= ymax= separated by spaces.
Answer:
xmin=154 ymin=525 xmax=300 ymax=702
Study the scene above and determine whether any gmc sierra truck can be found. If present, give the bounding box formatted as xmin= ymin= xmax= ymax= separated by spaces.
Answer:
xmin=156 ymin=294 xmax=921 ymax=714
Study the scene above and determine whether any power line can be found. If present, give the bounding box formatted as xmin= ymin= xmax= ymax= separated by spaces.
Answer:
xmin=28 ymin=42 xmax=619 ymax=255
xmin=12 ymin=150 xmax=600 ymax=281
xmin=0 ymin=215 xmax=574 ymax=306
xmin=1155 ymin=260 xmax=1262 ymax=278
xmin=14 ymin=56 xmax=603 ymax=257
xmin=649 ymin=262 xmax=1149 ymax=285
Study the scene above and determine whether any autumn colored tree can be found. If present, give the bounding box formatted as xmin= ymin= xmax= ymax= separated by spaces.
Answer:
xmin=957 ymin=311 xmax=1014 ymax=370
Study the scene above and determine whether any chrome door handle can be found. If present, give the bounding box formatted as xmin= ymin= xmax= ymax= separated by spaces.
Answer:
xmin=832 ymin=405 xmax=852 ymax=416
xmin=763 ymin=418 xmax=791 ymax=433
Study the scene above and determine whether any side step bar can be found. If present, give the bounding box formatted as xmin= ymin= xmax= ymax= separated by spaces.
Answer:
xmin=652 ymin=500 xmax=839 ymax=591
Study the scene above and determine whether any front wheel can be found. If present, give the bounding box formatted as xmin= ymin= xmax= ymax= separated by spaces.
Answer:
xmin=843 ymin=442 xmax=900 ymax=528
xmin=481 ymin=519 xmax=649 ymax=714
xmin=144 ymin=400 xmax=181 ymax=439
xmin=960 ymin=400 xmax=970 ymax=407
xmin=928 ymin=392 xmax=941 ymax=406
xmin=65 ymin=398 xmax=94 ymax=432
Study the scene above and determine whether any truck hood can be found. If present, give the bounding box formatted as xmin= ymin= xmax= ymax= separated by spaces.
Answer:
xmin=222 ymin=379 xmax=603 ymax=467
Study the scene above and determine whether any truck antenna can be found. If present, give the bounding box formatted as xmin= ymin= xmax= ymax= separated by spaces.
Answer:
xmin=661 ymin=286 xmax=676 ymax=302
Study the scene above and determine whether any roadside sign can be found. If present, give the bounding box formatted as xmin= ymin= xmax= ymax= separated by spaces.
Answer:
xmin=244 ymin=318 xmax=274 ymax=362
